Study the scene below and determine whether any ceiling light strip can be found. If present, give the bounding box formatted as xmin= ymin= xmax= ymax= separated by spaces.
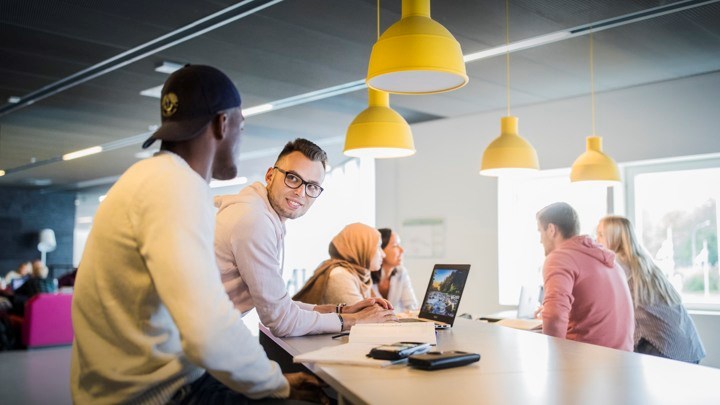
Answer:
xmin=0 ymin=0 xmax=285 ymax=117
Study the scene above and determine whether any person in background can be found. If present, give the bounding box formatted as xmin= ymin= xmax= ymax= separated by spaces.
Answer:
xmin=15 ymin=260 xmax=56 ymax=296
xmin=214 ymin=139 xmax=394 ymax=338
xmin=597 ymin=215 xmax=706 ymax=363
xmin=372 ymin=228 xmax=418 ymax=312
xmin=3 ymin=261 xmax=31 ymax=287
xmin=71 ymin=65 xmax=324 ymax=404
xmin=536 ymin=202 xmax=634 ymax=351
xmin=294 ymin=223 xmax=395 ymax=311
xmin=10 ymin=260 xmax=57 ymax=316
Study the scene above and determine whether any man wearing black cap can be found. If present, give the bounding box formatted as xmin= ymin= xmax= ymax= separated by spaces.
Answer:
xmin=70 ymin=65 xmax=324 ymax=404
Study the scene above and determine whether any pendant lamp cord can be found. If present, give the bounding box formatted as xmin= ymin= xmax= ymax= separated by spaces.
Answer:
xmin=377 ymin=0 xmax=381 ymax=40
xmin=505 ymin=0 xmax=511 ymax=116
xmin=590 ymin=30 xmax=596 ymax=136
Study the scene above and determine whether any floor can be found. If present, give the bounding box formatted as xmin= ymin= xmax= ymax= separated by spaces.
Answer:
xmin=0 ymin=346 xmax=72 ymax=404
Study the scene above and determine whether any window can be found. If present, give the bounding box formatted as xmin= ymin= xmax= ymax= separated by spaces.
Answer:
xmin=626 ymin=155 xmax=720 ymax=309
xmin=498 ymin=169 xmax=615 ymax=305
xmin=284 ymin=157 xmax=376 ymax=294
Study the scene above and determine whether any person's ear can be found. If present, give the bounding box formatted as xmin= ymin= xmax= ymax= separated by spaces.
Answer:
xmin=547 ymin=223 xmax=557 ymax=238
xmin=213 ymin=112 xmax=229 ymax=141
xmin=265 ymin=167 xmax=274 ymax=183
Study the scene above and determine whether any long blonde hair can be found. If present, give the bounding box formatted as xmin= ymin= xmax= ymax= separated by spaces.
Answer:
xmin=599 ymin=216 xmax=681 ymax=307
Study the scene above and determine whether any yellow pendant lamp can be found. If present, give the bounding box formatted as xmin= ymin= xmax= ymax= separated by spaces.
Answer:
xmin=480 ymin=0 xmax=538 ymax=176
xmin=570 ymin=31 xmax=620 ymax=184
xmin=344 ymin=88 xmax=415 ymax=158
xmin=366 ymin=0 xmax=468 ymax=94
xmin=570 ymin=136 xmax=620 ymax=183
xmin=480 ymin=117 xmax=538 ymax=175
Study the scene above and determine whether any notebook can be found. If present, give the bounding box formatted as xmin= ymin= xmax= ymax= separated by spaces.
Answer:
xmin=399 ymin=264 xmax=470 ymax=328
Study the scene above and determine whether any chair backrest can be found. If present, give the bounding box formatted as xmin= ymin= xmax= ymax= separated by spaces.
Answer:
xmin=22 ymin=293 xmax=74 ymax=348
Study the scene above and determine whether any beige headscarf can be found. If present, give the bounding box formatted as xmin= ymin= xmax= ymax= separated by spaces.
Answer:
xmin=293 ymin=223 xmax=380 ymax=304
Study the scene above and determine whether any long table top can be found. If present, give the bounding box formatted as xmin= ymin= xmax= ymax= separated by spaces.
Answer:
xmin=260 ymin=319 xmax=720 ymax=405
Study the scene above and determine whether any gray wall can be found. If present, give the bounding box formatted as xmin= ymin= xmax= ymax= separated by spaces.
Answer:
xmin=376 ymin=72 xmax=720 ymax=367
xmin=0 ymin=187 xmax=75 ymax=276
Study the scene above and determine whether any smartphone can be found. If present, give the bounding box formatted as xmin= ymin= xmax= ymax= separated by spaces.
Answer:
xmin=367 ymin=342 xmax=432 ymax=360
xmin=408 ymin=350 xmax=480 ymax=370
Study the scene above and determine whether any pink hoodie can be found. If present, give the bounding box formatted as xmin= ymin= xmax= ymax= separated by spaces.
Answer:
xmin=542 ymin=235 xmax=634 ymax=351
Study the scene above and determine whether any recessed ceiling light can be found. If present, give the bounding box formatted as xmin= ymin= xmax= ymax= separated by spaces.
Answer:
xmin=8 ymin=96 xmax=21 ymax=104
xmin=62 ymin=146 xmax=103 ymax=161
xmin=244 ymin=103 xmax=273 ymax=116
xmin=154 ymin=61 xmax=184 ymax=74
xmin=140 ymin=85 xmax=163 ymax=99
xmin=27 ymin=178 xmax=52 ymax=186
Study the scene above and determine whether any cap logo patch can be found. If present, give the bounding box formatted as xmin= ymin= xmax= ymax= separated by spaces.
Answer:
xmin=161 ymin=93 xmax=179 ymax=117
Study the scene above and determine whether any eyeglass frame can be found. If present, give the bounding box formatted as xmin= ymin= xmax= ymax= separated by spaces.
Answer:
xmin=272 ymin=166 xmax=324 ymax=198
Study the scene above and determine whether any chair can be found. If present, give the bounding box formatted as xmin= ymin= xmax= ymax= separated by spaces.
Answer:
xmin=21 ymin=293 xmax=73 ymax=348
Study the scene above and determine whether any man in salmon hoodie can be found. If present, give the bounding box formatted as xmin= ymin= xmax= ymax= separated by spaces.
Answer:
xmin=536 ymin=202 xmax=634 ymax=351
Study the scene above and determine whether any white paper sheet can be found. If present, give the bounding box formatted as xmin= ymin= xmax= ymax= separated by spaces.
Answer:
xmin=348 ymin=322 xmax=436 ymax=345
xmin=293 ymin=343 xmax=394 ymax=367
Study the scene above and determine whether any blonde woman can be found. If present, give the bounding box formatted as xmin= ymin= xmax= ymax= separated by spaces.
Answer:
xmin=293 ymin=223 xmax=396 ymax=321
xmin=597 ymin=216 xmax=705 ymax=363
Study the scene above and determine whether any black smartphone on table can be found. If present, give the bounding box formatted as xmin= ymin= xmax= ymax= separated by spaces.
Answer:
xmin=408 ymin=350 xmax=480 ymax=370
xmin=367 ymin=341 xmax=432 ymax=360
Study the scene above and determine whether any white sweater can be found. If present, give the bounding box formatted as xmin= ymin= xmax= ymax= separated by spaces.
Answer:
xmin=214 ymin=182 xmax=340 ymax=337
xmin=71 ymin=153 xmax=288 ymax=404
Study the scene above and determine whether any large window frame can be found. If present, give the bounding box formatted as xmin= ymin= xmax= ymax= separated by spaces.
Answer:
xmin=625 ymin=153 xmax=720 ymax=310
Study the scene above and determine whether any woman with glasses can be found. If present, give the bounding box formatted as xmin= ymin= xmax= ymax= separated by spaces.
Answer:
xmin=293 ymin=223 xmax=396 ymax=315
xmin=597 ymin=215 xmax=705 ymax=363
xmin=371 ymin=228 xmax=418 ymax=312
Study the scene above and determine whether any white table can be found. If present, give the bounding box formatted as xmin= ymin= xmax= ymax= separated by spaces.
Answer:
xmin=260 ymin=319 xmax=720 ymax=405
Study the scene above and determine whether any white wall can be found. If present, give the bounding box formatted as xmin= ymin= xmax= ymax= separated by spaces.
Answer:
xmin=376 ymin=71 xmax=720 ymax=366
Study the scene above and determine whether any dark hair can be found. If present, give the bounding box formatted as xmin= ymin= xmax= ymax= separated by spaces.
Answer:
xmin=536 ymin=202 xmax=580 ymax=239
xmin=276 ymin=138 xmax=328 ymax=169
xmin=372 ymin=228 xmax=396 ymax=284
xmin=378 ymin=228 xmax=392 ymax=249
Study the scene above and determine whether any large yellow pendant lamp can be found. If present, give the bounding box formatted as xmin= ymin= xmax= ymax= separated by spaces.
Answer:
xmin=570 ymin=30 xmax=620 ymax=184
xmin=344 ymin=88 xmax=415 ymax=158
xmin=480 ymin=0 xmax=539 ymax=176
xmin=366 ymin=0 xmax=468 ymax=94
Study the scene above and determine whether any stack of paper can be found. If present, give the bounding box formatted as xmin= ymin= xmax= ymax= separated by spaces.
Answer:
xmin=293 ymin=322 xmax=436 ymax=367
xmin=348 ymin=322 xmax=436 ymax=345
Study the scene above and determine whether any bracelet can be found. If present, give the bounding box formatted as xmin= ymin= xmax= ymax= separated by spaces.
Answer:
xmin=337 ymin=314 xmax=345 ymax=331
xmin=336 ymin=303 xmax=347 ymax=314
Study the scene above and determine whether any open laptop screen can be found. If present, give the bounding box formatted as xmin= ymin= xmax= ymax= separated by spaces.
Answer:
xmin=417 ymin=264 xmax=470 ymax=326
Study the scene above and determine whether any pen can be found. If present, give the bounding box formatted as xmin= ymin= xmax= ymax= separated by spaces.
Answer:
xmin=331 ymin=332 xmax=350 ymax=339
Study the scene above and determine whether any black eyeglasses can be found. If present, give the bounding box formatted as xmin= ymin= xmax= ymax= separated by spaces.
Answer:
xmin=273 ymin=167 xmax=324 ymax=198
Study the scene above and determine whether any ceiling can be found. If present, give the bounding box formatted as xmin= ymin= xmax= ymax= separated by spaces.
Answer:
xmin=1 ymin=0 xmax=719 ymax=191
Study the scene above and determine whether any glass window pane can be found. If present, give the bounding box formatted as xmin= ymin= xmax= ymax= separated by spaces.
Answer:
xmin=634 ymin=167 xmax=720 ymax=306
xmin=498 ymin=170 xmax=611 ymax=305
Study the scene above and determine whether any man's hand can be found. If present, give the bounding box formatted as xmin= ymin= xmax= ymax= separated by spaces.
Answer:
xmin=533 ymin=304 xmax=544 ymax=319
xmin=343 ymin=297 xmax=393 ymax=313
xmin=285 ymin=372 xmax=329 ymax=405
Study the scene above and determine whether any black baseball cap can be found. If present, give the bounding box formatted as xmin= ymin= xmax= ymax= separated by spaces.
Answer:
xmin=142 ymin=64 xmax=241 ymax=149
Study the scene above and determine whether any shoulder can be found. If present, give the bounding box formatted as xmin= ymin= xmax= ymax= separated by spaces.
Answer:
xmin=329 ymin=267 xmax=358 ymax=281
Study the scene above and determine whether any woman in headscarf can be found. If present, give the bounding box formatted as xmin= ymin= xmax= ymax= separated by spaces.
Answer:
xmin=597 ymin=215 xmax=705 ymax=363
xmin=293 ymin=223 xmax=385 ymax=305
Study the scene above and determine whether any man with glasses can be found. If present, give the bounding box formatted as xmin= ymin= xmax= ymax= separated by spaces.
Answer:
xmin=214 ymin=138 xmax=395 ymax=338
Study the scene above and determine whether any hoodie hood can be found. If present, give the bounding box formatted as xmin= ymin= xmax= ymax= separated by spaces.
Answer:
xmin=558 ymin=235 xmax=616 ymax=268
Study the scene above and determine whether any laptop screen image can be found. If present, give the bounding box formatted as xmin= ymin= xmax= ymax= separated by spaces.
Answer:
xmin=416 ymin=264 xmax=470 ymax=327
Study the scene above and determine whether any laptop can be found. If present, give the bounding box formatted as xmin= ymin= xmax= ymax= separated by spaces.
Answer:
xmin=516 ymin=285 xmax=543 ymax=319
xmin=399 ymin=264 xmax=470 ymax=329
